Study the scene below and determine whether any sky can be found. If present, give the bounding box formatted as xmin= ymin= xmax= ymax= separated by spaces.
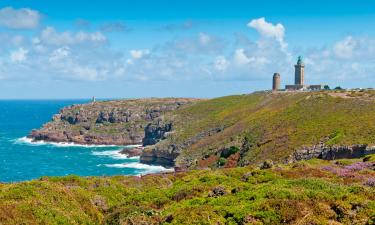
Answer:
xmin=0 ymin=0 xmax=375 ymax=99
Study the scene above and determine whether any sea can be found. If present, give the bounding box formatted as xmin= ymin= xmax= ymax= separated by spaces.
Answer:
xmin=0 ymin=100 xmax=172 ymax=183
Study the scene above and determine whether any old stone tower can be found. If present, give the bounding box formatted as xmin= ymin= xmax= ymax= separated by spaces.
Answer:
xmin=294 ymin=56 xmax=304 ymax=85
xmin=272 ymin=73 xmax=280 ymax=91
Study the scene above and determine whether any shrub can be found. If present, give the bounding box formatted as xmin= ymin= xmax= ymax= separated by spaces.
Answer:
xmin=220 ymin=146 xmax=240 ymax=158
xmin=217 ymin=157 xmax=227 ymax=167
xmin=364 ymin=178 xmax=375 ymax=187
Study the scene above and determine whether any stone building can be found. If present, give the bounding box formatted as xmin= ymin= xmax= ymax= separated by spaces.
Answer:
xmin=281 ymin=56 xmax=324 ymax=91
xmin=294 ymin=56 xmax=304 ymax=85
xmin=272 ymin=73 xmax=281 ymax=91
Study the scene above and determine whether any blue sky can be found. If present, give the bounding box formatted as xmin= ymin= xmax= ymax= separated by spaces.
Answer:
xmin=0 ymin=0 xmax=375 ymax=99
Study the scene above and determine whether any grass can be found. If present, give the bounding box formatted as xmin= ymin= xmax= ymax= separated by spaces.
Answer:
xmin=147 ymin=91 xmax=375 ymax=168
xmin=0 ymin=156 xmax=374 ymax=224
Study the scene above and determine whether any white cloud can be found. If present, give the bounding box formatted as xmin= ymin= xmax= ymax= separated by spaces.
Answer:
xmin=234 ymin=49 xmax=251 ymax=65
xmin=70 ymin=65 xmax=100 ymax=81
xmin=10 ymin=48 xmax=28 ymax=62
xmin=248 ymin=17 xmax=287 ymax=50
xmin=199 ymin=32 xmax=211 ymax=45
xmin=333 ymin=36 xmax=358 ymax=59
xmin=214 ymin=56 xmax=229 ymax=71
xmin=300 ymin=36 xmax=375 ymax=84
xmin=49 ymin=47 xmax=70 ymax=62
xmin=248 ymin=17 xmax=285 ymax=42
xmin=129 ymin=49 xmax=150 ymax=59
xmin=0 ymin=7 xmax=41 ymax=29
xmin=40 ymin=26 xmax=106 ymax=46
xmin=232 ymin=48 xmax=270 ymax=67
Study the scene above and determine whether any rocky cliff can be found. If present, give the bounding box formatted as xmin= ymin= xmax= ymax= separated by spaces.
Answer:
xmin=29 ymin=98 xmax=199 ymax=145
xmin=290 ymin=142 xmax=375 ymax=162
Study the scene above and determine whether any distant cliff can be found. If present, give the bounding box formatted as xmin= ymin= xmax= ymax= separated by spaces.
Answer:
xmin=29 ymin=98 xmax=200 ymax=145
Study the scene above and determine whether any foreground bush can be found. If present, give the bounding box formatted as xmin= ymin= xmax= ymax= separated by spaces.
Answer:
xmin=0 ymin=156 xmax=374 ymax=224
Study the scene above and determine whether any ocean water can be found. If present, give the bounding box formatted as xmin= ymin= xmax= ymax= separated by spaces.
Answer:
xmin=0 ymin=100 xmax=172 ymax=182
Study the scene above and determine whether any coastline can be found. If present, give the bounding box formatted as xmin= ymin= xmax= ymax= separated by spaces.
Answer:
xmin=8 ymin=136 xmax=175 ymax=182
xmin=16 ymin=136 xmax=135 ymax=148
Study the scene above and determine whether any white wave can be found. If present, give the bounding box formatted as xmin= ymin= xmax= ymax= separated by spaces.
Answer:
xmin=92 ymin=150 xmax=139 ymax=160
xmin=15 ymin=136 xmax=139 ymax=148
xmin=101 ymin=162 xmax=174 ymax=173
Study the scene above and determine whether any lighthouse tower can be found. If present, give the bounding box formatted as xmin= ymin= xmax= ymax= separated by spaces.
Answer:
xmin=272 ymin=73 xmax=280 ymax=91
xmin=294 ymin=56 xmax=304 ymax=85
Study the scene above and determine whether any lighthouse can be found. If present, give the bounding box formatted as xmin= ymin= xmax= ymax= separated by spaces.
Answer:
xmin=294 ymin=56 xmax=304 ymax=86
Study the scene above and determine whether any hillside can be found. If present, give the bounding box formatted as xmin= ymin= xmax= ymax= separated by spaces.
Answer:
xmin=29 ymin=90 xmax=375 ymax=169
xmin=142 ymin=90 xmax=375 ymax=169
xmin=0 ymin=156 xmax=374 ymax=224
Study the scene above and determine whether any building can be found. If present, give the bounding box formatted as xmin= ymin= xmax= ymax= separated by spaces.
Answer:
xmin=294 ymin=56 xmax=304 ymax=85
xmin=278 ymin=56 xmax=325 ymax=91
xmin=272 ymin=73 xmax=281 ymax=91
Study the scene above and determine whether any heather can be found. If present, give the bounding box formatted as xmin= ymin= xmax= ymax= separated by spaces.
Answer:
xmin=1 ymin=155 xmax=374 ymax=224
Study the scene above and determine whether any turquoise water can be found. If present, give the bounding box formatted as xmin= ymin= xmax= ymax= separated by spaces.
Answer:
xmin=0 ymin=100 xmax=171 ymax=182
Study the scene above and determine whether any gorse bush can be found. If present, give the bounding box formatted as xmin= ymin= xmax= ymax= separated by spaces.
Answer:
xmin=0 ymin=155 xmax=374 ymax=225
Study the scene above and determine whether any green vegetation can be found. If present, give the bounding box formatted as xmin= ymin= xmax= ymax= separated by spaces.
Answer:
xmin=1 ymin=156 xmax=374 ymax=224
xmin=151 ymin=91 xmax=375 ymax=168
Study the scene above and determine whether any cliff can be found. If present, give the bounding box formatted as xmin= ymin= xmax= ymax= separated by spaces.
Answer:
xmin=141 ymin=90 xmax=375 ymax=169
xmin=29 ymin=90 xmax=375 ymax=169
xmin=29 ymin=98 xmax=200 ymax=145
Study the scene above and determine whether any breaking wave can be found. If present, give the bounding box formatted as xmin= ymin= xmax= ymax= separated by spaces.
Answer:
xmin=91 ymin=150 xmax=139 ymax=160
xmin=100 ymin=162 xmax=174 ymax=173
xmin=14 ymin=136 xmax=136 ymax=148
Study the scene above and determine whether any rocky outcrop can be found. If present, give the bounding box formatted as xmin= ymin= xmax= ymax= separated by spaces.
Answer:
xmin=290 ymin=143 xmax=375 ymax=162
xmin=119 ymin=147 xmax=143 ymax=158
xmin=139 ymin=146 xmax=178 ymax=167
xmin=140 ymin=126 xmax=225 ymax=168
xmin=142 ymin=120 xmax=173 ymax=145
xmin=28 ymin=98 xmax=199 ymax=146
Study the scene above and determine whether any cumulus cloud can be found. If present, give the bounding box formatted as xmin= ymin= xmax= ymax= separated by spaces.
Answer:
xmin=0 ymin=7 xmax=41 ymax=29
xmin=10 ymin=48 xmax=28 ymax=62
xmin=300 ymin=36 xmax=375 ymax=85
xmin=49 ymin=47 xmax=70 ymax=62
xmin=40 ymin=26 xmax=106 ymax=46
xmin=233 ymin=49 xmax=251 ymax=65
xmin=2 ymin=15 xmax=375 ymax=89
xmin=214 ymin=56 xmax=229 ymax=71
xmin=248 ymin=17 xmax=287 ymax=50
xmin=129 ymin=49 xmax=150 ymax=59
xmin=333 ymin=36 xmax=359 ymax=59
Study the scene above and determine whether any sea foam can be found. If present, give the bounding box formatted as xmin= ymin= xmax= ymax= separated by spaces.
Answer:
xmin=101 ymin=162 xmax=174 ymax=173
xmin=15 ymin=136 xmax=140 ymax=148
xmin=92 ymin=150 xmax=140 ymax=160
